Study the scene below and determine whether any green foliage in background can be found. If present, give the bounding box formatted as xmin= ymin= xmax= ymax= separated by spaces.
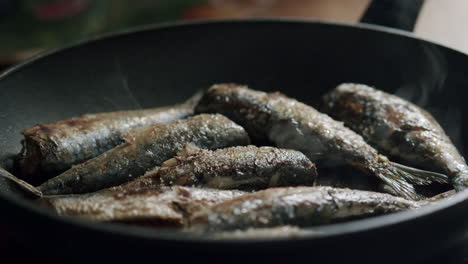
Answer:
xmin=0 ymin=0 xmax=206 ymax=55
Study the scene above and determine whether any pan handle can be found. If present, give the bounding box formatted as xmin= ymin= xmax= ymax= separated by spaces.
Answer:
xmin=360 ymin=0 xmax=424 ymax=32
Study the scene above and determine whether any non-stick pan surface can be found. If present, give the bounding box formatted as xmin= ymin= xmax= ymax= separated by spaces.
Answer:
xmin=1 ymin=19 xmax=468 ymax=263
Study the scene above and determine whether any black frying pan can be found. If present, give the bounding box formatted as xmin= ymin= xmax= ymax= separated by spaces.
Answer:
xmin=1 ymin=5 xmax=468 ymax=264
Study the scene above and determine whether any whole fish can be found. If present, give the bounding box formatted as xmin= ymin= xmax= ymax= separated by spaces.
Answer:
xmin=321 ymin=84 xmax=462 ymax=190
xmin=40 ymin=184 xmax=246 ymax=226
xmin=37 ymin=114 xmax=250 ymax=195
xmin=195 ymin=84 xmax=446 ymax=199
xmin=145 ymin=144 xmax=317 ymax=190
xmin=189 ymin=186 xmax=421 ymax=232
xmin=17 ymin=91 xmax=202 ymax=184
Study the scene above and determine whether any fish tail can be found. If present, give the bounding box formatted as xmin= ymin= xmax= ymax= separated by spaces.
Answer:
xmin=375 ymin=167 xmax=417 ymax=200
xmin=0 ymin=167 xmax=42 ymax=198
xmin=390 ymin=162 xmax=449 ymax=185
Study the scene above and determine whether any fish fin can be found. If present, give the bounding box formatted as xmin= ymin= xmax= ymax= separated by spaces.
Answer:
xmin=378 ymin=183 xmax=426 ymax=201
xmin=161 ymin=144 xmax=202 ymax=169
xmin=184 ymin=89 xmax=205 ymax=107
xmin=452 ymin=171 xmax=468 ymax=191
xmin=161 ymin=157 xmax=179 ymax=168
xmin=0 ymin=167 xmax=42 ymax=198
xmin=378 ymin=183 xmax=401 ymax=197
xmin=390 ymin=162 xmax=449 ymax=185
xmin=173 ymin=143 xmax=203 ymax=160
xmin=377 ymin=169 xmax=417 ymax=200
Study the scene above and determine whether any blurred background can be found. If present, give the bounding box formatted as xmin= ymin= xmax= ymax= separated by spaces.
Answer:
xmin=0 ymin=0 xmax=467 ymax=70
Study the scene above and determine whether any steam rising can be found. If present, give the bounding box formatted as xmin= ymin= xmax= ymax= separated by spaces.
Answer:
xmin=394 ymin=43 xmax=447 ymax=107
xmin=394 ymin=43 xmax=462 ymax=148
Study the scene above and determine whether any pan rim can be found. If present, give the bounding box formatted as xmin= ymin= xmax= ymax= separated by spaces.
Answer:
xmin=2 ymin=17 xmax=468 ymax=79
xmin=1 ymin=18 xmax=467 ymax=243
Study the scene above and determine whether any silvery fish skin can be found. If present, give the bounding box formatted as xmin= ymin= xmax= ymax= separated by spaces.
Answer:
xmin=208 ymin=226 xmax=319 ymax=239
xmin=17 ymin=92 xmax=202 ymax=184
xmin=41 ymin=183 xmax=246 ymax=226
xmin=37 ymin=114 xmax=250 ymax=195
xmin=321 ymin=84 xmax=461 ymax=189
xmin=146 ymin=144 xmax=317 ymax=190
xmin=195 ymin=84 xmax=445 ymax=199
xmin=189 ymin=186 xmax=420 ymax=232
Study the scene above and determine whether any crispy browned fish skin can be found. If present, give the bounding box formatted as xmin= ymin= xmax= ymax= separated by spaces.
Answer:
xmin=189 ymin=186 xmax=420 ymax=232
xmin=195 ymin=84 xmax=430 ymax=199
xmin=17 ymin=92 xmax=202 ymax=184
xmin=322 ymin=84 xmax=461 ymax=189
xmin=145 ymin=144 xmax=317 ymax=190
xmin=40 ymin=184 xmax=246 ymax=226
xmin=37 ymin=114 xmax=250 ymax=195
